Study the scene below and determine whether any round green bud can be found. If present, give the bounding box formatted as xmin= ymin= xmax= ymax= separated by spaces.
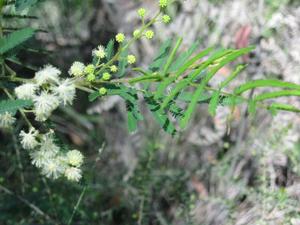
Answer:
xmin=102 ymin=72 xmax=111 ymax=81
xmin=99 ymin=87 xmax=107 ymax=95
xmin=159 ymin=0 xmax=169 ymax=8
xmin=116 ymin=33 xmax=125 ymax=43
xmin=145 ymin=30 xmax=154 ymax=39
xmin=87 ymin=73 xmax=96 ymax=82
xmin=127 ymin=55 xmax=136 ymax=64
xmin=84 ymin=64 xmax=95 ymax=74
xmin=137 ymin=8 xmax=146 ymax=18
xmin=162 ymin=15 xmax=171 ymax=24
xmin=110 ymin=65 xmax=118 ymax=73
xmin=133 ymin=29 xmax=141 ymax=38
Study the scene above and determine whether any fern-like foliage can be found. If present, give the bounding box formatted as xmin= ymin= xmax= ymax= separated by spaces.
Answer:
xmin=2 ymin=0 xmax=299 ymax=135
xmin=0 ymin=28 xmax=35 ymax=55
xmin=14 ymin=0 xmax=38 ymax=11
xmin=0 ymin=99 xmax=32 ymax=115
xmin=88 ymin=38 xmax=300 ymax=134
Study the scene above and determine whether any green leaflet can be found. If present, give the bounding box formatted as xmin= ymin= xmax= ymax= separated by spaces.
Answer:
xmin=180 ymin=47 xmax=254 ymax=129
xmin=88 ymin=84 xmax=143 ymax=132
xmin=159 ymin=48 xmax=234 ymax=106
xmin=177 ymin=46 xmax=217 ymax=81
xmin=268 ymin=103 xmax=300 ymax=113
xmin=234 ymin=79 xmax=300 ymax=95
xmin=162 ymin=37 xmax=183 ymax=75
xmin=208 ymin=90 xmax=220 ymax=116
xmin=148 ymin=38 xmax=172 ymax=72
xmin=0 ymin=28 xmax=35 ymax=55
xmin=248 ymin=99 xmax=257 ymax=117
xmin=169 ymin=39 xmax=201 ymax=72
xmin=177 ymin=92 xmax=211 ymax=103
xmin=106 ymin=39 xmax=115 ymax=61
xmin=160 ymin=79 xmax=189 ymax=109
xmin=127 ymin=111 xmax=138 ymax=133
xmin=126 ymin=100 xmax=143 ymax=133
xmin=179 ymin=81 xmax=206 ymax=128
xmin=254 ymin=90 xmax=300 ymax=102
xmin=116 ymin=42 xmax=128 ymax=78
xmin=154 ymin=46 xmax=214 ymax=99
xmin=221 ymin=96 xmax=244 ymax=106
xmin=3 ymin=14 xmax=38 ymax=19
xmin=144 ymin=93 xmax=177 ymax=135
xmin=128 ymin=74 xmax=162 ymax=84
xmin=168 ymin=103 xmax=184 ymax=119
xmin=220 ymin=64 xmax=246 ymax=89
xmin=0 ymin=99 xmax=32 ymax=115
xmin=88 ymin=91 xmax=100 ymax=102
xmin=15 ymin=0 xmax=38 ymax=11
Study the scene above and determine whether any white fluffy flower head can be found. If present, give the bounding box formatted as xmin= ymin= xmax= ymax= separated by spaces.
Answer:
xmin=35 ymin=65 xmax=61 ymax=85
xmin=15 ymin=83 xmax=38 ymax=100
xmin=33 ymin=92 xmax=60 ymax=121
xmin=52 ymin=79 xmax=76 ymax=105
xmin=30 ymin=132 xmax=60 ymax=168
xmin=19 ymin=127 xmax=39 ymax=150
xmin=30 ymin=150 xmax=48 ymax=168
xmin=64 ymin=167 xmax=82 ymax=182
xmin=41 ymin=158 xmax=64 ymax=179
xmin=39 ymin=130 xmax=60 ymax=154
xmin=69 ymin=61 xmax=85 ymax=77
xmin=66 ymin=150 xmax=84 ymax=167
xmin=0 ymin=112 xmax=16 ymax=129
xmin=92 ymin=45 xmax=106 ymax=59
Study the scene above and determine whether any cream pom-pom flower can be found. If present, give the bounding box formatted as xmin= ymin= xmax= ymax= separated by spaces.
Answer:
xmin=19 ymin=127 xmax=39 ymax=150
xmin=66 ymin=150 xmax=84 ymax=167
xmin=33 ymin=92 xmax=60 ymax=121
xmin=34 ymin=65 xmax=61 ymax=85
xmin=30 ymin=150 xmax=50 ymax=168
xmin=0 ymin=112 xmax=16 ymax=129
xmin=64 ymin=167 xmax=82 ymax=182
xmin=69 ymin=61 xmax=85 ymax=77
xmin=41 ymin=158 xmax=64 ymax=179
xmin=39 ymin=130 xmax=60 ymax=155
xmin=92 ymin=45 xmax=106 ymax=59
xmin=15 ymin=83 xmax=38 ymax=100
xmin=52 ymin=79 xmax=76 ymax=105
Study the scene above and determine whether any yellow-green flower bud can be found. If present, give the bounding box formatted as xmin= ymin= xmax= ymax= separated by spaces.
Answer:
xmin=162 ymin=15 xmax=171 ymax=24
xmin=102 ymin=72 xmax=111 ymax=81
xmin=145 ymin=30 xmax=154 ymax=39
xmin=116 ymin=33 xmax=125 ymax=43
xmin=87 ymin=73 xmax=96 ymax=82
xmin=84 ymin=64 xmax=95 ymax=74
xmin=110 ymin=65 xmax=118 ymax=73
xmin=137 ymin=8 xmax=146 ymax=18
xmin=127 ymin=55 xmax=136 ymax=64
xmin=99 ymin=87 xmax=107 ymax=95
xmin=159 ymin=0 xmax=169 ymax=8
xmin=133 ymin=29 xmax=141 ymax=38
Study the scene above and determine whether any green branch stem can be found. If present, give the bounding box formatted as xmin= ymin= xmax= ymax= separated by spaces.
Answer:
xmin=95 ymin=11 xmax=161 ymax=75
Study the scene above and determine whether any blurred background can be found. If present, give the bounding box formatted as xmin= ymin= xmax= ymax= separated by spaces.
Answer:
xmin=1 ymin=0 xmax=300 ymax=224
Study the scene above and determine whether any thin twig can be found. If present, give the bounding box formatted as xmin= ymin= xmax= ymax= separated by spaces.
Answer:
xmin=67 ymin=186 xmax=87 ymax=225
xmin=0 ymin=184 xmax=58 ymax=224
xmin=12 ymin=131 xmax=25 ymax=194
xmin=138 ymin=196 xmax=145 ymax=225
